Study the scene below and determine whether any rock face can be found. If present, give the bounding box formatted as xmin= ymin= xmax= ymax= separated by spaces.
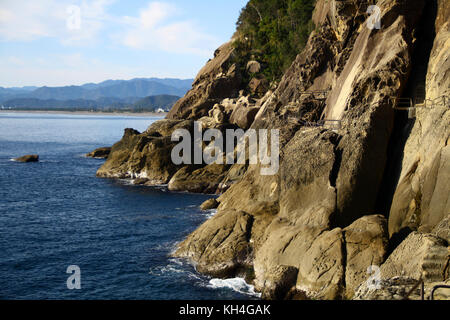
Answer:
xmin=174 ymin=210 xmax=254 ymax=278
xmin=380 ymin=232 xmax=449 ymax=283
xmin=355 ymin=232 xmax=449 ymax=300
xmin=388 ymin=0 xmax=450 ymax=237
xmin=166 ymin=42 xmax=242 ymax=120
xmin=86 ymin=147 xmax=111 ymax=159
xmin=344 ymin=215 xmax=389 ymax=298
xmin=97 ymin=124 xmax=188 ymax=183
xmin=14 ymin=155 xmax=39 ymax=163
xmin=97 ymin=0 xmax=449 ymax=300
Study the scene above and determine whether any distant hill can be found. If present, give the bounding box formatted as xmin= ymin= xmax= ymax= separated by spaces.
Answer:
xmin=1 ymin=94 xmax=181 ymax=112
xmin=130 ymin=95 xmax=180 ymax=112
xmin=0 ymin=78 xmax=193 ymax=104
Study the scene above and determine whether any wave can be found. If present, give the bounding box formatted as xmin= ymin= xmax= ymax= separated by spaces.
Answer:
xmin=205 ymin=209 xmax=218 ymax=219
xmin=208 ymin=278 xmax=261 ymax=297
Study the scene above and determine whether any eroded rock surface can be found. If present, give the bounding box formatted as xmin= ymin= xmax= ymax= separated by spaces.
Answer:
xmin=86 ymin=147 xmax=111 ymax=159
xmin=97 ymin=0 xmax=449 ymax=300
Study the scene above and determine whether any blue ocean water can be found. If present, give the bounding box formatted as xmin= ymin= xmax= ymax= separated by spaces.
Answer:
xmin=0 ymin=113 xmax=257 ymax=300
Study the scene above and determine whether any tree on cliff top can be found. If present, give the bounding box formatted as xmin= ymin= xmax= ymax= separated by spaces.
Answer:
xmin=235 ymin=0 xmax=315 ymax=82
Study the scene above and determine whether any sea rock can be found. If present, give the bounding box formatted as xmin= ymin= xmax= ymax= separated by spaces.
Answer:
xmin=97 ymin=123 xmax=190 ymax=182
xmin=14 ymin=155 xmax=39 ymax=163
xmin=200 ymin=199 xmax=219 ymax=211
xmin=168 ymin=164 xmax=229 ymax=194
xmin=86 ymin=147 xmax=111 ymax=159
xmin=292 ymin=228 xmax=346 ymax=300
xmin=174 ymin=210 xmax=253 ymax=278
xmin=133 ymin=178 xmax=149 ymax=185
xmin=260 ymin=266 xmax=298 ymax=300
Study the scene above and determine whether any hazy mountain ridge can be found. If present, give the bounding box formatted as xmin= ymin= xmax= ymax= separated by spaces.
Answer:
xmin=0 ymin=78 xmax=192 ymax=111
xmin=0 ymin=78 xmax=193 ymax=103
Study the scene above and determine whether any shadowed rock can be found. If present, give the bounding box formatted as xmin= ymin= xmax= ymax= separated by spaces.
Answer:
xmin=14 ymin=155 xmax=39 ymax=163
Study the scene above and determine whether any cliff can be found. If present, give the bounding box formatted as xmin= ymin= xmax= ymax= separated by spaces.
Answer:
xmin=97 ymin=0 xmax=449 ymax=300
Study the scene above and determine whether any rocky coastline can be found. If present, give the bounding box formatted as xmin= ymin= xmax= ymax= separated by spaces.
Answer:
xmin=95 ymin=0 xmax=449 ymax=300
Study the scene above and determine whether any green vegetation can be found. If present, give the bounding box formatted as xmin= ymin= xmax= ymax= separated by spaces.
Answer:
xmin=235 ymin=0 xmax=316 ymax=82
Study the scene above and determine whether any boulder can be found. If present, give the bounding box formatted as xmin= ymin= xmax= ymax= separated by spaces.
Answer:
xmin=86 ymin=147 xmax=111 ymax=159
xmin=294 ymin=228 xmax=346 ymax=300
xmin=167 ymin=42 xmax=242 ymax=120
xmin=168 ymin=164 xmax=229 ymax=194
xmin=14 ymin=155 xmax=39 ymax=163
xmin=200 ymin=199 xmax=219 ymax=211
xmin=260 ymin=266 xmax=299 ymax=300
xmin=229 ymin=105 xmax=260 ymax=129
xmin=246 ymin=60 xmax=261 ymax=74
xmin=248 ymin=77 xmax=268 ymax=96
xmin=344 ymin=215 xmax=389 ymax=298
xmin=174 ymin=210 xmax=253 ymax=278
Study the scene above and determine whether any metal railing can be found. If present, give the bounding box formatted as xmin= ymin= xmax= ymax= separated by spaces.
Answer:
xmin=298 ymin=90 xmax=329 ymax=101
xmin=431 ymin=285 xmax=450 ymax=300
xmin=287 ymin=118 xmax=342 ymax=131
xmin=402 ymin=279 xmax=450 ymax=300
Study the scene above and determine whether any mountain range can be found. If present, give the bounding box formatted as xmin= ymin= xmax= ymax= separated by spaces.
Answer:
xmin=0 ymin=78 xmax=193 ymax=111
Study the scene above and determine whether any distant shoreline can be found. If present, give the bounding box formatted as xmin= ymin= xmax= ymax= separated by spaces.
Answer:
xmin=0 ymin=110 xmax=168 ymax=117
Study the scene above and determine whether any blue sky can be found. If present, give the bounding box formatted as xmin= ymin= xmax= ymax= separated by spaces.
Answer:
xmin=0 ymin=0 xmax=248 ymax=87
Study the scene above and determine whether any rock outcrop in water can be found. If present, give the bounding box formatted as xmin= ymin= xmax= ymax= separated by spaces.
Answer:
xmin=98 ymin=0 xmax=449 ymax=300
xmin=86 ymin=147 xmax=111 ymax=159
xmin=14 ymin=155 xmax=39 ymax=163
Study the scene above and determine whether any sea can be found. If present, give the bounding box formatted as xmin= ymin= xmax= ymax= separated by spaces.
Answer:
xmin=0 ymin=112 xmax=259 ymax=300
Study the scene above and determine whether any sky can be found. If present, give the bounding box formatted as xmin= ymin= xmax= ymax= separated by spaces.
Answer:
xmin=0 ymin=0 xmax=248 ymax=87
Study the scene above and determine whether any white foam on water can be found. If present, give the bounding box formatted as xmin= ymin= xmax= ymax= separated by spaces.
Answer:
xmin=118 ymin=179 xmax=134 ymax=186
xmin=208 ymin=278 xmax=261 ymax=298
xmin=205 ymin=209 xmax=218 ymax=219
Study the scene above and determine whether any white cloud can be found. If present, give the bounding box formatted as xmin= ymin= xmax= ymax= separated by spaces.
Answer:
xmin=0 ymin=1 xmax=219 ymax=56
xmin=0 ymin=0 xmax=113 ymax=44
xmin=119 ymin=1 xmax=220 ymax=57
